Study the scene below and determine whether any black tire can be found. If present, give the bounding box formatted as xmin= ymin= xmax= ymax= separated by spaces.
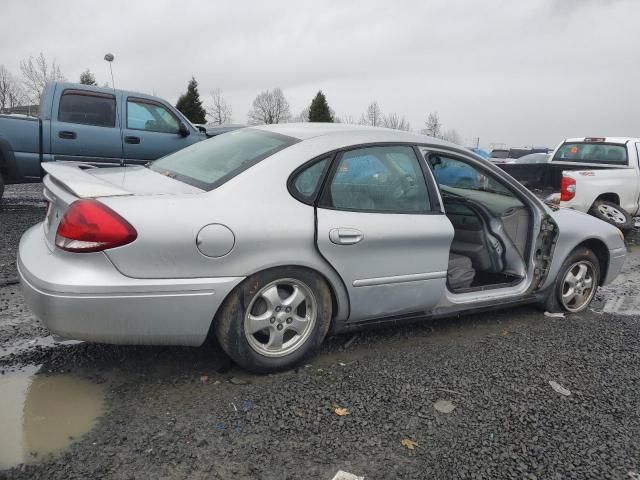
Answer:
xmin=213 ymin=266 xmax=332 ymax=373
xmin=0 ymin=171 xmax=4 ymax=202
xmin=544 ymin=247 xmax=600 ymax=313
xmin=589 ymin=200 xmax=634 ymax=231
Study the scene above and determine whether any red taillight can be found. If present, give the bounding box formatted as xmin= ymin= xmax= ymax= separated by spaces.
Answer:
xmin=55 ymin=199 xmax=137 ymax=252
xmin=560 ymin=176 xmax=576 ymax=202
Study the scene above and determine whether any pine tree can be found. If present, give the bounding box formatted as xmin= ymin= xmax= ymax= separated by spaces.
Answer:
xmin=79 ymin=69 xmax=97 ymax=85
xmin=308 ymin=91 xmax=333 ymax=122
xmin=176 ymin=77 xmax=206 ymax=123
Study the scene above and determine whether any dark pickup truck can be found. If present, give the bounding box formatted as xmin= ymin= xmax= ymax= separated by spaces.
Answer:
xmin=0 ymin=82 xmax=211 ymax=199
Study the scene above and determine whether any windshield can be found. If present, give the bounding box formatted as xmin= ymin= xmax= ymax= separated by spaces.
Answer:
xmin=149 ymin=129 xmax=298 ymax=190
xmin=553 ymin=142 xmax=628 ymax=165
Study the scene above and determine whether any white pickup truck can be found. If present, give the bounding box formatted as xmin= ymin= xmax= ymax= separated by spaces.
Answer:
xmin=498 ymin=137 xmax=640 ymax=230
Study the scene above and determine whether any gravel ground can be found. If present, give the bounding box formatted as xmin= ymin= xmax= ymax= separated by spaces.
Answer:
xmin=1 ymin=183 xmax=640 ymax=479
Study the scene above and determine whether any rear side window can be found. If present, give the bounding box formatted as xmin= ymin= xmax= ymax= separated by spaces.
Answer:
xmin=322 ymin=145 xmax=431 ymax=213
xmin=149 ymin=128 xmax=298 ymax=190
xmin=291 ymin=157 xmax=330 ymax=202
xmin=58 ymin=91 xmax=116 ymax=127
xmin=553 ymin=142 xmax=628 ymax=165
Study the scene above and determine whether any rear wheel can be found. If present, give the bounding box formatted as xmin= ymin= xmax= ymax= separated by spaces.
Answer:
xmin=545 ymin=247 xmax=600 ymax=313
xmin=589 ymin=200 xmax=634 ymax=231
xmin=213 ymin=267 xmax=332 ymax=372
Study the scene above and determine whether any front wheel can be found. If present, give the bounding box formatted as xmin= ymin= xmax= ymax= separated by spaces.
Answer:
xmin=545 ymin=247 xmax=600 ymax=313
xmin=213 ymin=267 xmax=332 ymax=372
xmin=589 ymin=200 xmax=634 ymax=231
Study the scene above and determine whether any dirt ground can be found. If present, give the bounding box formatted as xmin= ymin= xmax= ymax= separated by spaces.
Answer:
xmin=1 ymin=184 xmax=639 ymax=479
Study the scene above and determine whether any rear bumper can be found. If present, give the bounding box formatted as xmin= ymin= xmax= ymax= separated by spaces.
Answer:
xmin=18 ymin=224 xmax=244 ymax=346
xmin=603 ymin=246 xmax=626 ymax=286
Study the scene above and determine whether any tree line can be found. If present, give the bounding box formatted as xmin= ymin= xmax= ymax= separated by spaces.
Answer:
xmin=175 ymin=77 xmax=461 ymax=143
xmin=0 ymin=53 xmax=460 ymax=143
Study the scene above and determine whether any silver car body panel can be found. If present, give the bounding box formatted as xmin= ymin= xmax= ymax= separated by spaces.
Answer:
xmin=19 ymin=225 xmax=243 ymax=345
xmin=18 ymin=124 xmax=626 ymax=346
xmin=317 ymin=208 xmax=453 ymax=321
xmin=541 ymin=207 xmax=625 ymax=288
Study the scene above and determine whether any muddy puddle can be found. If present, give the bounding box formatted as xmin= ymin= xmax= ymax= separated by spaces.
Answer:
xmin=0 ymin=365 xmax=104 ymax=470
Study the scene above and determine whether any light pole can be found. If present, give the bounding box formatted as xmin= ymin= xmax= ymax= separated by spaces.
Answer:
xmin=104 ymin=53 xmax=123 ymax=165
xmin=104 ymin=53 xmax=115 ymax=89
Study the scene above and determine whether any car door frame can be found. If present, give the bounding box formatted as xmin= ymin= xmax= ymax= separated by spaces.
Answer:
xmin=308 ymin=142 xmax=455 ymax=325
xmin=417 ymin=145 xmax=558 ymax=305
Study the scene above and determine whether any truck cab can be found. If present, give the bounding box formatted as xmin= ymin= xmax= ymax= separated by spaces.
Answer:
xmin=0 ymin=81 xmax=208 ymax=199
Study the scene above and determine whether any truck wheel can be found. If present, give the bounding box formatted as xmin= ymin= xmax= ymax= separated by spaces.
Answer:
xmin=589 ymin=200 xmax=634 ymax=231
xmin=213 ymin=267 xmax=333 ymax=373
xmin=0 ymin=171 xmax=4 ymax=202
xmin=544 ymin=247 xmax=600 ymax=313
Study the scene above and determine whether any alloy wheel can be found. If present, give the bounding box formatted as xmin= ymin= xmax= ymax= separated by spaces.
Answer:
xmin=243 ymin=278 xmax=317 ymax=357
xmin=597 ymin=204 xmax=627 ymax=225
xmin=560 ymin=261 xmax=597 ymax=312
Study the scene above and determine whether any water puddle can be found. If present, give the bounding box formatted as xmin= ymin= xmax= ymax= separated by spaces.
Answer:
xmin=0 ymin=365 xmax=104 ymax=470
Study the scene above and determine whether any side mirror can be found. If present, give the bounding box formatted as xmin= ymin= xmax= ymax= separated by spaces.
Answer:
xmin=178 ymin=122 xmax=190 ymax=137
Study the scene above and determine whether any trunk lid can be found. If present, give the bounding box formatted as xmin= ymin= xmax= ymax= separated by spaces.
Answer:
xmin=41 ymin=163 xmax=202 ymax=249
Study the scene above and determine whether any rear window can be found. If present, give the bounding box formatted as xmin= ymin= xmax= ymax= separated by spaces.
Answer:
xmin=149 ymin=128 xmax=298 ymax=190
xmin=553 ymin=142 xmax=628 ymax=165
xmin=58 ymin=91 xmax=116 ymax=127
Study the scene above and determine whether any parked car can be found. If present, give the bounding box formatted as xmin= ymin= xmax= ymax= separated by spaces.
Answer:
xmin=498 ymin=137 xmax=640 ymax=230
xmin=0 ymin=81 xmax=209 ymax=199
xmin=19 ymin=124 xmax=625 ymax=372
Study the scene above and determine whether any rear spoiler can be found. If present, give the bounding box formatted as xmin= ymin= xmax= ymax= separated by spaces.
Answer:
xmin=42 ymin=162 xmax=131 ymax=198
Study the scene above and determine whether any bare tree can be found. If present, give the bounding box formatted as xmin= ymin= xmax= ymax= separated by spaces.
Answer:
xmin=247 ymin=88 xmax=291 ymax=125
xmin=293 ymin=106 xmax=310 ymax=122
xmin=422 ymin=111 xmax=442 ymax=138
xmin=20 ymin=52 xmax=65 ymax=103
xmin=383 ymin=113 xmax=411 ymax=131
xmin=359 ymin=101 xmax=382 ymax=127
xmin=335 ymin=113 xmax=355 ymax=124
xmin=0 ymin=65 xmax=26 ymax=112
xmin=441 ymin=128 xmax=462 ymax=145
xmin=206 ymin=88 xmax=233 ymax=125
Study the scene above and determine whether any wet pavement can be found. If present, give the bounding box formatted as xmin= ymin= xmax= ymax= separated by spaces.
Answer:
xmin=1 ymin=183 xmax=640 ymax=479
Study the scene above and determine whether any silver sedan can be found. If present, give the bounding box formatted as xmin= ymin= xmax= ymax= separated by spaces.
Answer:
xmin=18 ymin=124 xmax=626 ymax=371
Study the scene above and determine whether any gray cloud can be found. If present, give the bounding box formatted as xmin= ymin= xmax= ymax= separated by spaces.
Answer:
xmin=1 ymin=0 xmax=638 ymax=148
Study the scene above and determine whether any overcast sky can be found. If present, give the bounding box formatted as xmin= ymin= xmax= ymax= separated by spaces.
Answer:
xmin=1 ymin=0 xmax=639 ymax=148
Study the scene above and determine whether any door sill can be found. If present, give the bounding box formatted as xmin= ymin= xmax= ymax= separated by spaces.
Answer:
xmin=448 ymin=277 xmax=522 ymax=294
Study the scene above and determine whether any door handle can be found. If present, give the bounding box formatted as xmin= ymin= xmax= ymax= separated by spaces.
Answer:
xmin=58 ymin=131 xmax=77 ymax=139
xmin=329 ymin=228 xmax=364 ymax=245
xmin=125 ymin=136 xmax=141 ymax=144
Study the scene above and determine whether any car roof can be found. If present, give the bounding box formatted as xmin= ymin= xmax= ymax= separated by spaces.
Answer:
xmin=563 ymin=137 xmax=640 ymax=144
xmin=249 ymin=122 xmax=455 ymax=147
